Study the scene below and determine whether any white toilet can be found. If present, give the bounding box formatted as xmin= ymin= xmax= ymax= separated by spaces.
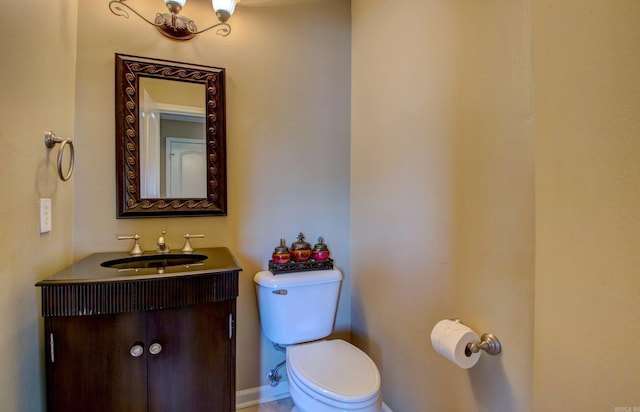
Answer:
xmin=254 ymin=269 xmax=382 ymax=412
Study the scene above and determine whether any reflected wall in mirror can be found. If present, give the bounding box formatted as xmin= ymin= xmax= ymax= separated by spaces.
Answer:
xmin=115 ymin=54 xmax=227 ymax=217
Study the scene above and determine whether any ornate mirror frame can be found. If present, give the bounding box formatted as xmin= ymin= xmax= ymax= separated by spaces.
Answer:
xmin=115 ymin=54 xmax=227 ymax=217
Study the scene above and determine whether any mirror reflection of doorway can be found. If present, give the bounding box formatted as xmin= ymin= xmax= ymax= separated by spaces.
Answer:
xmin=139 ymin=77 xmax=206 ymax=199
xmin=166 ymin=138 xmax=206 ymax=198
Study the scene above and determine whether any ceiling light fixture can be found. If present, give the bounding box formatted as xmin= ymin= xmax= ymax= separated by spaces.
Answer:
xmin=109 ymin=0 xmax=237 ymax=41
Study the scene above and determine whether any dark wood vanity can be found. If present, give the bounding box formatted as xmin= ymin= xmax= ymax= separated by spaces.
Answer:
xmin=36 ymin=247 xmax=241 ymax=412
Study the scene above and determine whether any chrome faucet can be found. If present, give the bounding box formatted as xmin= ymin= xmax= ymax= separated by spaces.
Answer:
xmin=156 ymin=230 xmax=170 ymax=254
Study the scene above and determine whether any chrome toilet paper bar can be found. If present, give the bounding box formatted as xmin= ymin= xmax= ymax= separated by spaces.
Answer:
xmin=466 ymin=333 xmax=502 ymax=356
xmin=448 ymin=318 xmax=502 ymax=356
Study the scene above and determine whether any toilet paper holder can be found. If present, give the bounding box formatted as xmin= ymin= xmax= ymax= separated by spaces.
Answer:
xmin=466 ymin=333 xmax=502 ymax=356
xmin=450 ymin=318 xmax=502 ymax=356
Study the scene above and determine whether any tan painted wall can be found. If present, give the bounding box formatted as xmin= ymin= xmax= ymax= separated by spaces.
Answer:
xmin=6 ymin=0 xmax=639 ymax=410
xmin=533 ymin=0 xmax=640 ymax=409
xmin=72 ymin=0 xmax=351 ymax=390
xmin=0 ymin=1 xmax=78 ymax=410
xmin=351 ymin=0 xmax=534 ymax=410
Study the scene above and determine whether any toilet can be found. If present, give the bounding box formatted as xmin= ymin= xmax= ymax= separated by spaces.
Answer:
xmin=254 ymin=269 xmax=382 ymax=412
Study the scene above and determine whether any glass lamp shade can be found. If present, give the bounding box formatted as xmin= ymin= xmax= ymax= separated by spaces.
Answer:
xmin=165 ymin=0 xmax=187 ymax=6
xmin=212 ymin=0 xmax=236 ymax=16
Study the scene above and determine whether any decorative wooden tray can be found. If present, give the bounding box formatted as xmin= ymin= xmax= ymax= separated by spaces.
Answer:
xmin=269 ymin=258 xmax=334 ymax=274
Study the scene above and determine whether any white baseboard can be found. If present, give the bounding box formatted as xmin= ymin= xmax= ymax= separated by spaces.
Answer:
xmin=236 ymin=382 xmax=291 ymax=409
xmin=236 ymin=383 xmax=393 ymax=411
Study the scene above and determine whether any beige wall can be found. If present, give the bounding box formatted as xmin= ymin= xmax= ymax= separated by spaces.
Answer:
xmin=533 ymin=0 xmax=640 ymax=409
xmin=72 ymin=0 xmax=351 ymax=391
xmin=351 ymin=0 xmax=534 ymax=410
xmin=352 ymin=0 xmax=640 ymax=411
xmin=0 ymin=1 xmax=350 ymax=405
xmin=0 ymin=1 xmax=78 ymax=410
xmin=4 ymin=0 xmax=640 ymax=410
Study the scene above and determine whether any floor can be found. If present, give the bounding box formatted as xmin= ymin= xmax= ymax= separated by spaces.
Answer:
xmin=237 ymin=397 xmax=294 ymax=412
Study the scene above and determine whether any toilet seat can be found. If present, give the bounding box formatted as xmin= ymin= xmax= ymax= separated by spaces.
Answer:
xmin=286 ymin=339 xmax=381 ymax=409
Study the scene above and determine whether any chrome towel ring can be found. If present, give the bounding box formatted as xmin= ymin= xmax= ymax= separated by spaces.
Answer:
xmin=44 ymin=130 xmax=74 ymax=181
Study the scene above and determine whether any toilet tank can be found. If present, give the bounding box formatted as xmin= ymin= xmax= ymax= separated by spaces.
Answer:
xmin=254 ymin=269 xmax=343 ymax=345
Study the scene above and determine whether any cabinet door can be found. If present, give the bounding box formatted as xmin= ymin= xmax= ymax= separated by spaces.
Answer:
xmin=46 ymin=312 xmax=148 ymax=412
xmin=146 ymin=300 xmax=235 ymax=412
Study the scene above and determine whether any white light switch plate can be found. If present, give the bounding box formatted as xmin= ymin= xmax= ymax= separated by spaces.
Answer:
xmin=40 ymin=198 xmax=52 ymax=233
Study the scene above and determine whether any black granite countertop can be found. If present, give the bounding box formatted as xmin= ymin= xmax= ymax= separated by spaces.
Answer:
xmin=36 ymin=247 xmax=242 ymax=286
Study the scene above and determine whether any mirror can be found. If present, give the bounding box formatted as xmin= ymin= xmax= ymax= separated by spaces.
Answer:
xmin=115 ymin=54 xmax=227 ymax=217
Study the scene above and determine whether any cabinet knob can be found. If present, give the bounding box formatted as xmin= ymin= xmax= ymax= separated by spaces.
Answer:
xmin=130 ymin=344 xmax=144 ymax=358
xmin=149 ymin=342 xmax=163 ymax=355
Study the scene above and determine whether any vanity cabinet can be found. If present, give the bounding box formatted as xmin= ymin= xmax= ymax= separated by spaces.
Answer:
xmin=36 ymin=247 xmax=241 ymax=412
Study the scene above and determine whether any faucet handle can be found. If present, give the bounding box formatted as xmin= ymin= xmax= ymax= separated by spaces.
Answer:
xmin=182 ymin=234 xmax=204 ymax=254
xmin=117 ymin=234 xmax=143 ymax=256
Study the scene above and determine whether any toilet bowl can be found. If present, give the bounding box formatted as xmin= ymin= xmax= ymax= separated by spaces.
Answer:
xmin=254 ymin=270 xmax=382 ymax=412
xmin=286 ymin=339 xmax=382 ymax=412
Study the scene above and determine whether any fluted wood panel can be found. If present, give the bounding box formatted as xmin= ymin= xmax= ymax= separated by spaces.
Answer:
xmin=40 ymin=271 xmax=238 ymax=317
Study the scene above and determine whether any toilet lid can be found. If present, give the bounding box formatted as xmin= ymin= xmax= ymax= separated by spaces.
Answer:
xmin=286 ymin=339 xmax=380 ymax=404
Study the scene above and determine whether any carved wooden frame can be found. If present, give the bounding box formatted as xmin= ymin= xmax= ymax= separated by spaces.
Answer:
xmin=115 ymin=54 xmax=227 ymax=217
